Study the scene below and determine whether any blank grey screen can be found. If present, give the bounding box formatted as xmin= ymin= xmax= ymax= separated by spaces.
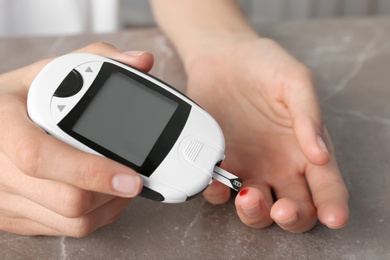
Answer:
xmin=72 ymin=71 xmax=178 ymax=166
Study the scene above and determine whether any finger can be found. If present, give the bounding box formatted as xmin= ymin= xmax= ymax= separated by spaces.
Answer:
xmin=203 ymin=180 xmax=231 ymax=205
xmin=0 ymin=191 xmax=63 ymax=236
xmin=0 ymin=96 xmax=143 ymax=198
xmin=0 ymin=58 xmax=52 ymax=96
xmin=286 ymin=71 xmax=329 ymax=166
xmin=54 ymin=197 xmax=132 ymax=238
xmin=270 ymin=176 xmax=318 ymax=233
xmin=1 ymin=191 xmax=131 ymax=237
xmin=0 ymin=151 xmax=115 ymax=218
xmin=270 ymin=198 xmax=317 ymax=233
xmin=74 ymin=42 xmax=154 ymax=72
xmin=202 ymin=161 xmax=231 ymax=204
xmin=0 ymin=217 xmax=63 ymax=236
xmin=3 ymin=42 xmax=154 ymax=95
xmin=306 ymin=134 xmax=349 ymax=229
xmin=235 ymin=185 xmax=274 ymax=228
xmin=27 ymin=181 xmax=116 ymax=219
xmin=65 ymin=196 xmax=131 ymax=238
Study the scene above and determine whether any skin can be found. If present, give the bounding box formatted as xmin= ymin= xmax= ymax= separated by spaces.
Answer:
xmin=0 ymin=43 xmax=152 ymax=237
xmin=186 ymin=38 xmax=349 ymax=233
xmin=150 ymin=0 xmax=349 ymax=233
xmin=0 ymin=0 xmax=349 ymax=236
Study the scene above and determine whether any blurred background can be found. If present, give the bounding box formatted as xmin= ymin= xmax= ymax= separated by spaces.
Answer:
xmin=1 ymin=0 xmax=390 ymax=37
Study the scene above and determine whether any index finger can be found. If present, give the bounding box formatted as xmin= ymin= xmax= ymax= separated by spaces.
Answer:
xmin=305 ymin=131 xmax=349 ymax=229
xmin=0 ymin=42 xmax=154 ymax=97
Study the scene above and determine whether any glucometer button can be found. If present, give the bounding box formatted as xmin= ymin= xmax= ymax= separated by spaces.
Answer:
xmin=139 ymin=186 xmax=165 ymax=202
xmin=54 ymin=69 xmax=83 ymax=97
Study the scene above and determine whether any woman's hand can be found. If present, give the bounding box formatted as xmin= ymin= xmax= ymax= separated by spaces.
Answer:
xmin=0 ymin=42 xmax=153 ymax=237
xmin=186 ymin=37 xmax=349 ymax=233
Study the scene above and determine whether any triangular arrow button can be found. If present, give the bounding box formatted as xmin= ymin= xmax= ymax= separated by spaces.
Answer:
xmin=85 ymin=67 xmax=93 ymax=73
xmin=57 ymin=105 xmax=66 ymax=112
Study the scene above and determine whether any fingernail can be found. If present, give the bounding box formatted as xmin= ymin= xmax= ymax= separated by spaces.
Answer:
xmin=112 ymin=173 xmax=141 ymax=197
xmin=317 ymin=135 xmax=329 ymax=154
xmin=326 ymin=223 xmax=346 ymax=229
xmin=276 ymin=215 xmax=298 ymax=225
xmin=124 ymin=51 xmax=146 ymax=57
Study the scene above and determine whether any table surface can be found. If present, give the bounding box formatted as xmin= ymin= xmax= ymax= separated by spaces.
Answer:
xmin=1 ymin=17 xmax=390 ymax=260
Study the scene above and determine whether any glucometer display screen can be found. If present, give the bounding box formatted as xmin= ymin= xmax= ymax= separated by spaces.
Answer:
xmin=72 ymin=71 xmax=179 ymax=166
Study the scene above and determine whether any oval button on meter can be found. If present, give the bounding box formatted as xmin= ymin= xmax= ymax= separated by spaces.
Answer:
xmin=54 ymin=69 xmax=83 ymax=97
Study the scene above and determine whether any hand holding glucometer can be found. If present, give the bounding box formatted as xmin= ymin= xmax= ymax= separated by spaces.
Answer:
xmin=27 ymin=53 xmax=242 ymax=203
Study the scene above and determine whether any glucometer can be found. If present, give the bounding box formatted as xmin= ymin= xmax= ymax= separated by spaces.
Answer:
xmin=27 ymin=53 xmax=242 ymax=203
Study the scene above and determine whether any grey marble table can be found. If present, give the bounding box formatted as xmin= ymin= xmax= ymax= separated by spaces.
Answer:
xmin=1 ymin=17 xmax=390 ymax=259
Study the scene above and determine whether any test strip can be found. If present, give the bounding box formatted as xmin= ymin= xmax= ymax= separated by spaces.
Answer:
xmin=212 ymin=166 xmax=243 ymax=191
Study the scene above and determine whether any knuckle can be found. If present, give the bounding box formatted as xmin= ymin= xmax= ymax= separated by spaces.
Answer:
xmin=60 ymin=188 xmax=94 ymax=218
xmin=15 ymin=135 xmax=42 ymax=177
xmin=66 ymin=217 xmax=95 ymax=238
xmin=83 ymin=42 xmax=114 ymax=54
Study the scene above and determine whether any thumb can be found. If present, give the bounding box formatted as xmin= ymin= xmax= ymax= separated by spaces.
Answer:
xmin=287 ymin=77 xmax=330 ymax=165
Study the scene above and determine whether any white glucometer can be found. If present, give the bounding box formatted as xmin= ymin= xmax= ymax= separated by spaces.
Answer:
xmin=27 ymin=53 xmax=242 ymax=203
